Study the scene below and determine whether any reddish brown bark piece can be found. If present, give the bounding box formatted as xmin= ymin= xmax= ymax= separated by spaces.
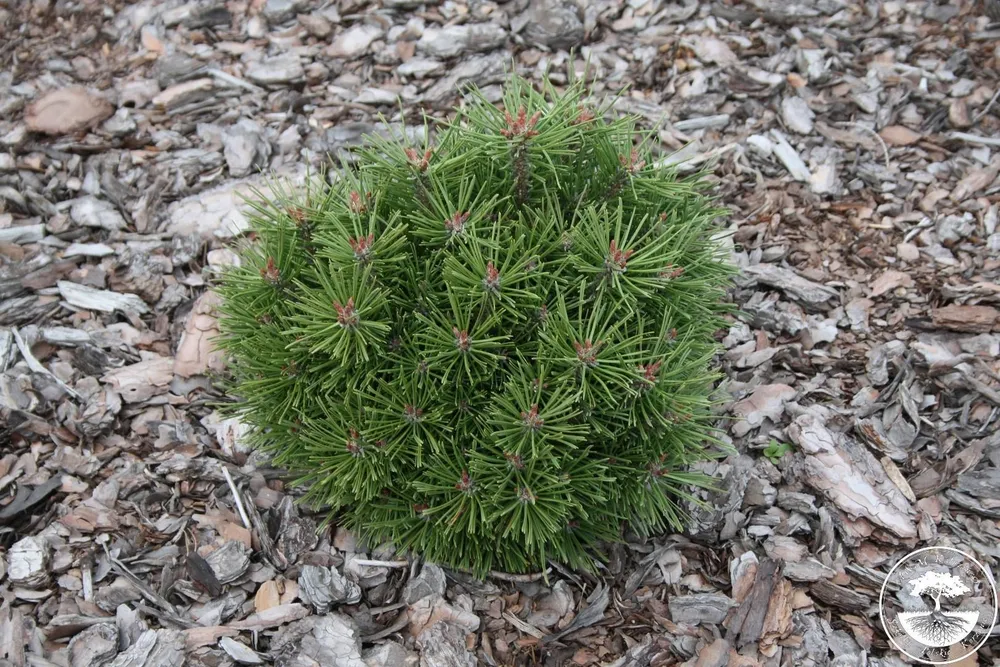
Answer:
xmin=174 ymin=291 xmax=226 ymax=377
xmin=809 ymin=580 xmax=870 ymax=611
xmin=25 ymin=87 xmax=114 ymax=135
xmin=789 ymin=414 xmax=918 ymax=539
xmin=929 ymin=304 xmax=999 ymax=333
xmin=725 ymin=558 xmax=781 ymax=648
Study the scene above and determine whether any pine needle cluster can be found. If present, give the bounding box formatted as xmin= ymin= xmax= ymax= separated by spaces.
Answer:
xmin=216 ymin=76 xmax=733 ymax=574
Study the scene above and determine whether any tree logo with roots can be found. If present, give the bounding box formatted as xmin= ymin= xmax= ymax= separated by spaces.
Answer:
xmin=879 ymin=546 xmax=998 ymax=664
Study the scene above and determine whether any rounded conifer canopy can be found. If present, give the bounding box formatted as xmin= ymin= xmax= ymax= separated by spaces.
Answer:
xmin=217 ymin=76 xmax=732 ymax=574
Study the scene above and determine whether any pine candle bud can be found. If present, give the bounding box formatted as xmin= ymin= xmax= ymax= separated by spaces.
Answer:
xmin=445 ymin=211 xmax=469 ymax=237
xmin=216 ymin=74 xmax=732 ymax=574
xmin=348 ymin=234 xmax=374 ymax=263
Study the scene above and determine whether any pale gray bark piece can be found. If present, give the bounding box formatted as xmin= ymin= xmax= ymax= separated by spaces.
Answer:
xmin=781 ymin=97 xmax=815 ymax=134
xmin=0 ymin=223 xmax=44 ymax=243
xmin=0 ymin=329 xmax=13 ymax=372
xmin=810 ymin=580 xmax=870 ymax=611
xmin=8 ymin=535 xmax=49 ymax=587
xmin=299 ymin=564 xmax=362 ymax=613
xmin=417 ymin=24 xmax=507 ymax=58
xmin=782 ymin=559 xmax=837 ymax=582
xmin=70 ymin=196 xmax=127 ymax=231
xmin=205 ymin=541 xmax=251 ymax=584
xmin=855 ymin=417 xmax=909 ymax=462
xmin=769 ymin=129 xmax=811 ymax=181
xmin=279 ymin=615 xmax=367 ymax=667
xmin=0 ymin=603 xmax=26 ymax=666
xmin=956 ymin=468 xmax=1000 ymax=500
xmin=116 ymin=605 xmax=148 ymax=651
xmin=219 ymin=636 xmax=264 ymax=664
xmin=44 ymin=614 xmax=113 ymax=641
xmin=516 ymin=0 xmax=583 ymax=50
xmin=526 ymin=579 xmax=574 ymax=628
xmin=363 ymin=642 xmax=418 ymax=667
xmin=668 ymin=593 xmax=734 ymax=625
xmin=222 ymin=119 xmax=271 ymax=177
xmin=328 ymin=24 xmax=384 ymax=58
xmin=68 ymin=623 xmax=119 ymax=667
xmin=163 ymin=168 xmax=306 ymax=239
xmin=40 ymin=327 xmax=93 ymax=346
xmin=262 ymin=0 xmax=307 ymax=22
xmin=742 ymin=264 xmax=838 ymax=309
xmin=541 ymin=584 xmax=607 ymax=644
xmin=63 ymin=242 xmax=115 ymax=257
xmin=422 ymin=53 xmax=508 ymax=104
xmin=246 ymin=54 xmax=304 ymax=86
xmin=415 ymin=621 xmax=476 ymax=667
xmin=397 ymin=58 xmax=445 ymax=79
xmin=58 ymin=281 xmax=150 ymax=315
xmin=142 ymin=630 xmax=185 ymax=667
xmin=107 ymin=629 xmax=157 ymax=667
xmin=12 ymin=327 xmax=80 ymax=398
xmin=152 ymin=78 xmax=214 ymax=108
xmin=402 ymin=563 xmax=446 ymax=604
xmin=231 ymin=603 xmax=311 ymax=631
xmin=674 ymin=115 xmax=731 ymax=131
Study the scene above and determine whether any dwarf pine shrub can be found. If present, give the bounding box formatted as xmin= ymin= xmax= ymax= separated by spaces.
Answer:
xmin=216 ymin=76 xmax=732 ymax=574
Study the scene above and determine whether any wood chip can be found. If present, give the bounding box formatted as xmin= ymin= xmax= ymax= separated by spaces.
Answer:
xmin=788 ymin=413 xmax=917 ymax=539
xmin=879 ymin=125 xmax=922 ymax=146
xmin=743 ymin=264 xmax=838 ymax=309
xmin=100 ymin=357 xmax=174 ymax=403
xmin=254 ymin=580 xmax=281 ymax=613
xmin=58 ymin=281 xmax=150 ymax=316
xmin=25 ymin=87 xmax=114 ymax=135
xmin=929 ymin=305 xmax=999 ymax=333
xmin=173 ymin=291 xmax=225 ymax=377
xmin=230 ymin=603 xmax=311 ymax=630
xmin=219 ymin=637 xmax=263 ymax=664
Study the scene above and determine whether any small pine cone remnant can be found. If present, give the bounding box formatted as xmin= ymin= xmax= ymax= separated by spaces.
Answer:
xmin=452 ymin=327 xmax=471 ymax=353
xmin=659 ymin=265 xmax=685 ymax=280
xmin=348 ymin=191 xmax=366 ymax=214
xmin=605 ymin=239 xmax=634 ymax=273
xmin=504 ymin=451 xmax=525 ymax=469
xmin=619 ymin=149 xmax=646 ymax=174
xmin=348 ymin=234 xmax=374 ymax=263
xmin=572 ymin=105 xmax=595 ymax=125
xmin=649 ymin=453 xmax=670 ymax=478
xmin=987 ymin=0 xmax=1000 ymax=21
xmin=483 ymin=261 xmax=501 ymax=293
xmin=333 ymin=298 xmax=359 ymax=329
xmin=405 ymin=147 xmax=432 ymax=171
xmin=455 ymin=470 xmax=475 ymax=493
xmin=445 ymin=211 xmax=469 ymax=236
xmin=636 ymin=361 xmax=662 ymax=390
xmin=217 ymin=74 xmax=732 ymax=575
xmin=403 ymin=404 xmax=423 ymax=423
xmin=520 ymin=404 xmax=544 ymax=430
xmin=574 ymin=339 xmax=602 ymax=366
xmin=346 ymin=429 xmax=364 ymax=457
xmin=260 ymin=257 xmax=280 ymax=283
